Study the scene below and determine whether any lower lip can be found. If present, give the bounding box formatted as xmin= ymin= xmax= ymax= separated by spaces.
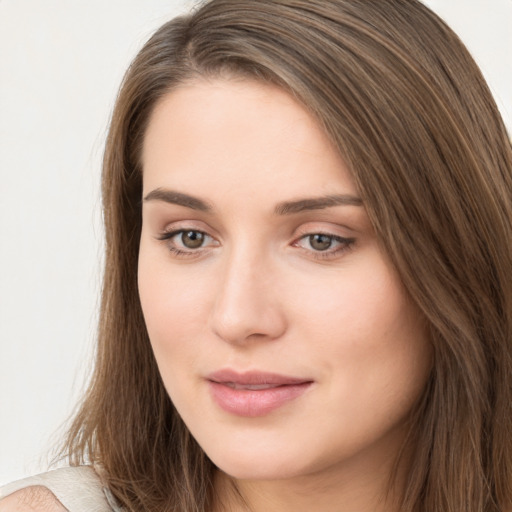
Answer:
xmin=208 ymin=381 xmax=312 ymax=417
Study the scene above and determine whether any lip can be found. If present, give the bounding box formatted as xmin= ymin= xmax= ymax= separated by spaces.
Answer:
xmin=206 ymin=369 xmax=313 ymax=417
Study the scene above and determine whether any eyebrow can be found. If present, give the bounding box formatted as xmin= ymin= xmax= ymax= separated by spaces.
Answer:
xmin=274 ymin=194 xmax=363 ymax=215
xmin=144 ymin=188 xmax=213 ymax=212
xmin=143 ymin=188 xmax=363 ymax=214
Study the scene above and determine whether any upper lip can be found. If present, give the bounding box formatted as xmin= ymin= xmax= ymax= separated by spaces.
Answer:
xmin=207 ymin=369 xmax=312 ymax=386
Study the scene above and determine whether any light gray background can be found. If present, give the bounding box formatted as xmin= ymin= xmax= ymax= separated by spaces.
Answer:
xmin=1 ymin=0 xmax=511 ymax=484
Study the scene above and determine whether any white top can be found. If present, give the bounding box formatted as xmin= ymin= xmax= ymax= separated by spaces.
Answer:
xmin=0 ymin=466 xmax=123 ymax=511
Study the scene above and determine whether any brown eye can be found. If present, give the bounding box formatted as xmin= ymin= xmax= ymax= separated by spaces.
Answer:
xmin=157 ymin=228 xmax=218 ymax=257
xmin=293 ymin=232 xmax=355 ymax=259
xmin=181 ymin=230 xmax=205 ymax=249
xmin=308 ymin=234 xmax=333 ymax=251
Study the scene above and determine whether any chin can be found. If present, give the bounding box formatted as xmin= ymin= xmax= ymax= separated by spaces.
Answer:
xmin=204 ymin=440 xmax=318 ymax=482
xmin=215 ymin=459 xmax=302 ymax=482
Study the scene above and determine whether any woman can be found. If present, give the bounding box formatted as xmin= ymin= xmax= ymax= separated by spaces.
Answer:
xmin=2 ymin=0 xmax=511 ymax=510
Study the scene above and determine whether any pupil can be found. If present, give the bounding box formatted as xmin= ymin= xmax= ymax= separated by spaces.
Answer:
xmin=310 ymin=234 xmax=332 ymax=251
xmin=182 ymin=231 xmax=204 ymax=249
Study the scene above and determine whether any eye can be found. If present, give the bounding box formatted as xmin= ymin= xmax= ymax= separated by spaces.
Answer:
xmin=293 ymin=232 xmax=355 ymax=259
xmin=306 ymin=233 xmax=336 ymax=251
xmin=157 ymin=229 xmax=218 ymax=256
xmin=177 ymin=230 xmax=207 ymax=249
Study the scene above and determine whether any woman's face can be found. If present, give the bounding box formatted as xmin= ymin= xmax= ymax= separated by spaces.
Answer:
xmin=138 ymin=79 xmax=432 ymax=482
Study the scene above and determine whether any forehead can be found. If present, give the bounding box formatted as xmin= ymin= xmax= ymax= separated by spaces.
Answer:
xmin=141 ymin=79 xmax=357 ymax=203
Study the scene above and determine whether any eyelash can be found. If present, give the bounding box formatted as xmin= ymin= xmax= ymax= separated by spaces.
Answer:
xmin=157 ymin=229 xmax=217 ymax=259
xmin=156 ymin=229 xmax=355 ymax=261
xmin=293 ymin=232 xmax=355 ymax=260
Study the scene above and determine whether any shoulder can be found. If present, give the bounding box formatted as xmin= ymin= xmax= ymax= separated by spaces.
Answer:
xmin=0 ymin=485 xmax=66 ymax=511
xmin=0 ymin=466 xmax=118 ymax=511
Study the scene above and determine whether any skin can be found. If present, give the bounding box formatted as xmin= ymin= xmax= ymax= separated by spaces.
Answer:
xmin=0 ymin=487 xmax=66 ymax=511
xmin=138 ymin=78 xmax=433 ymax=512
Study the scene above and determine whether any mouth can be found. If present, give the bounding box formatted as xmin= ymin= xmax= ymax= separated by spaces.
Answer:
xmin=223 ymin=382 xmax=287 ymax=390
xmin=206 ymin=369 xmax=314 ymax=417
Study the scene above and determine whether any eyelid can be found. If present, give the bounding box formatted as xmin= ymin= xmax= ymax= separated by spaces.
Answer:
xmin=156 ymin=217 xmax=219 ymax=241
xmin=155 ymin=222 xmax=356 ymax=261
xmin=291 ymin=223 xmax=356 ymax=260
xmin=157 ymin=228 xmax=213 ymax=242
xmin=156 ymin=226 xmax=220 ymax=258
xmin=294 ymin=232 xmax=345 ymax=246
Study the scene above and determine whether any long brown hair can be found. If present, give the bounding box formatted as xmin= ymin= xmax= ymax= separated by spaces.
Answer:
xmin=62 ymin=1 xmax=512 ymax=510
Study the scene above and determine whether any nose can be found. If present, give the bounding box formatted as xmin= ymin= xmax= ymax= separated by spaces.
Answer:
xmin=209 ymin=248 xmax=287 ymax=345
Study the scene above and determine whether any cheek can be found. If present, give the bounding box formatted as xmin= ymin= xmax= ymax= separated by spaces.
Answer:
xmin=137 ymin=249 xmax=211 ymax=367
xmin=138 ymin=259 xmax=215 ymax=417
xmin=288 ymin=254 xmax=432 ymax=396
xmin=287 ymin=257 xmax=409 ymax=346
